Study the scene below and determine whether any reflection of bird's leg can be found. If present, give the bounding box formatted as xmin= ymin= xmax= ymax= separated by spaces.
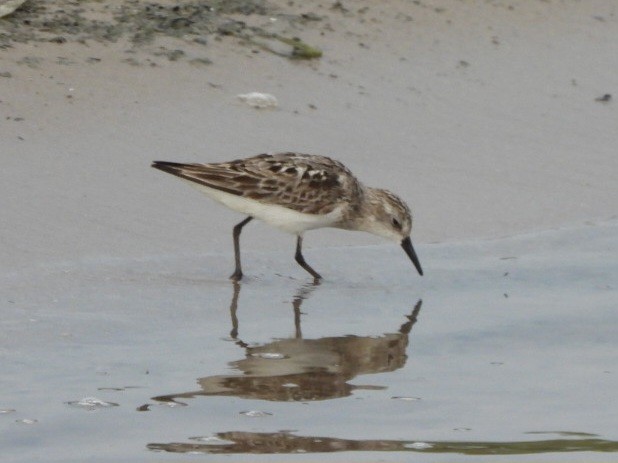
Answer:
xmin=399 ymin=299 xmax=422 ymax=335
xmin=293 ymin=298 xmax=302 ymax=339
xmin=229 ymin=281 xmax=241 ymax=339
xmin=228 ymin=278 xmax=321 ymax=345
xmin=228 ymin=281 xmax=248 ymax=348
xmin=291 ymin=279 xmax=321 ymax=339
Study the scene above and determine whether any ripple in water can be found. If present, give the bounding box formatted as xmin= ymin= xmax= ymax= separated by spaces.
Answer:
xmin=189 ymin=436 xmax=235 ymax=446
xmin=239 ymin=410 xmax=273 ymax=417
xmin=16 ymin=418 xmax=38 ymax=425
xmin=250 ymin=352 xmax=287 ymax=359
xmin=405 ymin=442 xmax=433 ymax=450
xmin=391 ymin=396 xmax=422 ymax=401
xmin=66 ymin=397 xmax=119 ymax=411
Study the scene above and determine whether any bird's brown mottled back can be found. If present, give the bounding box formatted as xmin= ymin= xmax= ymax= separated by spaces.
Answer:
xmin=154 ymin=153 xmax=364 ymax=215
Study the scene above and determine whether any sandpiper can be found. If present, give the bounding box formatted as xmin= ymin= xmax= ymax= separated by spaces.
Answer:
xmin=152 ymin=152 xmax=423 ymax=280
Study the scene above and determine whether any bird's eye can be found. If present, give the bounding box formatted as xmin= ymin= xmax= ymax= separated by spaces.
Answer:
xmin=391 ymin=217 xmax=402 ymax=230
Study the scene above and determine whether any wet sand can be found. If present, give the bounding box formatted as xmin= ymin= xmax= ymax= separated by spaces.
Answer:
xmin=2 ymin=0 xmax=617 ymax=272
xmin=1 ymin=0 xmax=618 ymax=461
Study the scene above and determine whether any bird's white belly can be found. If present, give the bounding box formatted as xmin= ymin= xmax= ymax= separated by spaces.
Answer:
xmin=188 ymin=182 xmax=343 ymax=234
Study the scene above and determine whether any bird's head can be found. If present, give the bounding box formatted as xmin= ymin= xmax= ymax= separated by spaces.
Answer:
xmin=360 ymin=188 xmax=423 ymax=276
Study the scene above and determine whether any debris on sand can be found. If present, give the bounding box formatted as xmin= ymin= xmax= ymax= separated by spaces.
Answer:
xmin=0 ymin=1 xmax=323 ymax=63
xmin=245 ymin=32 xmax=323 ymax=59
xmin=0 ymin=0 xmax=27 ymax=19
xmin=237 ymin=92 xmax=278 ymax=109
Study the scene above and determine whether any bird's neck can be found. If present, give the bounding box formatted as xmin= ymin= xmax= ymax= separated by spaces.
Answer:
xmin=338 ymin=186 xmax=382 ymax=232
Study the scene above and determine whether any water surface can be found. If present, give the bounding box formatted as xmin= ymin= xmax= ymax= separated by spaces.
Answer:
xmin=2 ymin=222 xmax=617 ymax=462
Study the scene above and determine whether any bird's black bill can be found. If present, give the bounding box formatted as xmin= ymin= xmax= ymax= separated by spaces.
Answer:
xmin=401 ymin=236 xmax=423 ymax=276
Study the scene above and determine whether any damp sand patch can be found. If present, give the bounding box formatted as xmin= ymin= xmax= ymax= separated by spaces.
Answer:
xmin=0 ymin=0 xmax=323 ymax=63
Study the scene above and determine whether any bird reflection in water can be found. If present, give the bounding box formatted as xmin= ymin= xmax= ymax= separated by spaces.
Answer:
xmin=148 ymin=431 xmax=618 ymax=455
xmin=145 ymin=290 xmax=618 ymax=456
xmin=149 ymin=281 xmax=422 ymax=405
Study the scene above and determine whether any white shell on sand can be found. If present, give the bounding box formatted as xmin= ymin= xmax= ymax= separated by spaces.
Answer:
xmin=237 ymin=92 xmax=278 ymax=109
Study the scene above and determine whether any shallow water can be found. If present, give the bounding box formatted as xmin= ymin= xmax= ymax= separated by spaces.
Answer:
xmin=1 ymin=221 xmax=617 ymax=462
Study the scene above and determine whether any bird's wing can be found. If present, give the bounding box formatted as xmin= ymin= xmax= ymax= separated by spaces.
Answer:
xmin=152 ymin=153 xmax=362 ymax=215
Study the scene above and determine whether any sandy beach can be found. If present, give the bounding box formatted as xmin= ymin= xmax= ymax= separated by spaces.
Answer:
xmin=1 ymin=1 xmax=617 ymax=461
xmin=2 ymin=0 xmax=617 ymax=271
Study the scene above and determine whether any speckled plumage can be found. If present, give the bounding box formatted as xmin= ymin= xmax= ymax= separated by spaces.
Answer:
xmin=153 ymin=152 xmax=363 ymax=216
xmin=152 ymin=152 xmax=423 ymax=280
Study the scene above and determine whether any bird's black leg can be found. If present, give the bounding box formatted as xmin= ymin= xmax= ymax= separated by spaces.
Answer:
xmin=230 ymin=216 xmax=253 ymax=281
xmin=294 ymin=235 xmax=322 ymax=281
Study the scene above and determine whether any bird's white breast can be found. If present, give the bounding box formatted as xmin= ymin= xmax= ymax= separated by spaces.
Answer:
xmin=187 ymin=181 xmax=343 ymax=234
